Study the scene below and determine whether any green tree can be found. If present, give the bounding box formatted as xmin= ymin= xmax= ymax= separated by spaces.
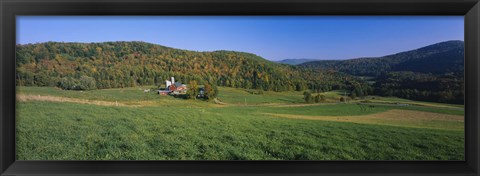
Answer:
xmin=59 ymin=77 xmax=78 ymax=90
xmin=303 ymin=91 xmax=313 ymax=104
xmin=78 ymin=76 xmax=97 ymax=90
xmin=204 ymin=83 xmax=218 ymax=100
xmin=355 ymin=88 xmax=364 ymax=98
xmin=34 ymin=72 xmax=51 ymax=86
xmin=350 ymin=90 xmax=357 ymax=99
xmin=188 ymin=80 xmax=199 ymax=99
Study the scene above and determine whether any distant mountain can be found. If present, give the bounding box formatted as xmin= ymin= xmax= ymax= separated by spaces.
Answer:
xmin=300 ymin=40 xmax=464 ymax=76
xmin=276 ymin=58 xmax=319 ymax=65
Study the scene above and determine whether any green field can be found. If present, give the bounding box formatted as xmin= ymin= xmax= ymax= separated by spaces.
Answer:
xmin=217 ymin=87 xmax=305 ymax=105
xmin=16 ymin=86 xmax=465 ymax=160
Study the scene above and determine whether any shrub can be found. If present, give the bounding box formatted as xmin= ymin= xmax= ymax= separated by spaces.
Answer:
xmin=303 ymin=91 xmax=313 ymax=104
xmin=58 ymin=76 xmax=97 ymax=90
xmin=59 ymin=77 xmax=79 ymax=90
xmin=320 ymin=95 xmax=326 ymax=102
xmin=78 ymin=76 xmax=97 ymax=90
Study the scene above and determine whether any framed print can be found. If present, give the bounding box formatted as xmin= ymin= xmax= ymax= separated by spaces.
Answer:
xmin=1 ymin=0 xmax=479 ymax=175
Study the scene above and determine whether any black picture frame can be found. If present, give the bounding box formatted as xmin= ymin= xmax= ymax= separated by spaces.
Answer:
xmin=1 ymin=0 xmax=479 ymax=175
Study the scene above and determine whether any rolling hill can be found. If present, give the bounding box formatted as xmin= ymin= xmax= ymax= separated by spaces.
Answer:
xmin=15 ymin=40 xmax=464 ymax=104
xmin=300 ymin=40 xmax=464 ymax=76
xmin=15 ymin=41 xmax=352 ymax=92
xmin=299 ymin=40 xmax=464 ymax=104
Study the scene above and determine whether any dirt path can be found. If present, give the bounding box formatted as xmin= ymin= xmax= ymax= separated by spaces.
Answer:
xmin=213 ymin=99 xmax=329 ymax=108
xmin=264 ymin=109 xmax=464 ymax=130
xmin=362 ymin=101 xmax=464 ymax=110
xmin=265 ymin=109 xmax=463 ymax=122
xmin=16 ymin=94 xmax=142 ymax=107
xmin=263 ymin=103 xmax=331 ymax=107
xmin=213 ymin=98 xmax=228 ymax=105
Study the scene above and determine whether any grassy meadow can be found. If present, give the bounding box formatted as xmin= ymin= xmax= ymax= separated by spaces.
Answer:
xmin=16 ymin=86 xmax=464 ymax=160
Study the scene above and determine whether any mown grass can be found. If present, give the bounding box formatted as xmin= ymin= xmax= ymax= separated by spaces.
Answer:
xmin=240 ymin=103 xmax=463 ymax=117
xmin=394 ymin=105 xmax=464 ymax=116
xmin=17 ymin=86 xmax=212 ymax=107
xmin=259 ymin=104 xmax=391 ymax=116
xmin=17 ymin=86 xmax=159 ymax=101
xmin=213 ymin=104 xmax=464 ymax=131
xmin=17 ymin=101 xmax=464 ymax=160
xmin=16 ymin=86 xmax=465 ymax=160
xmin=363 ymin=96 xmax=465 ymax=109
xmin=217 ymin=87 xmax=304 ymax=105
xmin=18 ymin=86 xmax=465 ymax=109
xmin=264 ymin=110 xmax=464 ymax=131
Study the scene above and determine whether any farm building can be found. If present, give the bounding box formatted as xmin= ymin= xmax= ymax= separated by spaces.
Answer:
xmin=158 ymin=90 xmax=170 ymax=95
xmin=158 ymin=77 xmax=187 ymax=95
xmin=197 ymin=87 xmax=205 ymax=98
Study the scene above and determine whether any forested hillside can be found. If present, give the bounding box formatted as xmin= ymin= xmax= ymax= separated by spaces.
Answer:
xmin=16 ymin=41 xmax=354 ymax=92
xmin=374 ymin=71 xmax=464 ymax=104
xmin=300 ymin=40 xmax=465 ymax=104
xmin=16 ymin=40 xmax=464 ymax=104
xmin=300 ymin=40 xmax=464 ymax=76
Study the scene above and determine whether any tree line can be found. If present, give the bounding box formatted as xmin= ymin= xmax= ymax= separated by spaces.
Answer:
xmin=373 ymin=71 xmax=464 ymax=104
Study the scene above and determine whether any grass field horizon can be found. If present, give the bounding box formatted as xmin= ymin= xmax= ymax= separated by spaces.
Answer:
xmin=16 ymin=86 xmax=464 ymax=160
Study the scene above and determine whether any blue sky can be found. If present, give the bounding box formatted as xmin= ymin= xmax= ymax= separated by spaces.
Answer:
xmin=17 ymin=16 xmax=463 ymax=61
